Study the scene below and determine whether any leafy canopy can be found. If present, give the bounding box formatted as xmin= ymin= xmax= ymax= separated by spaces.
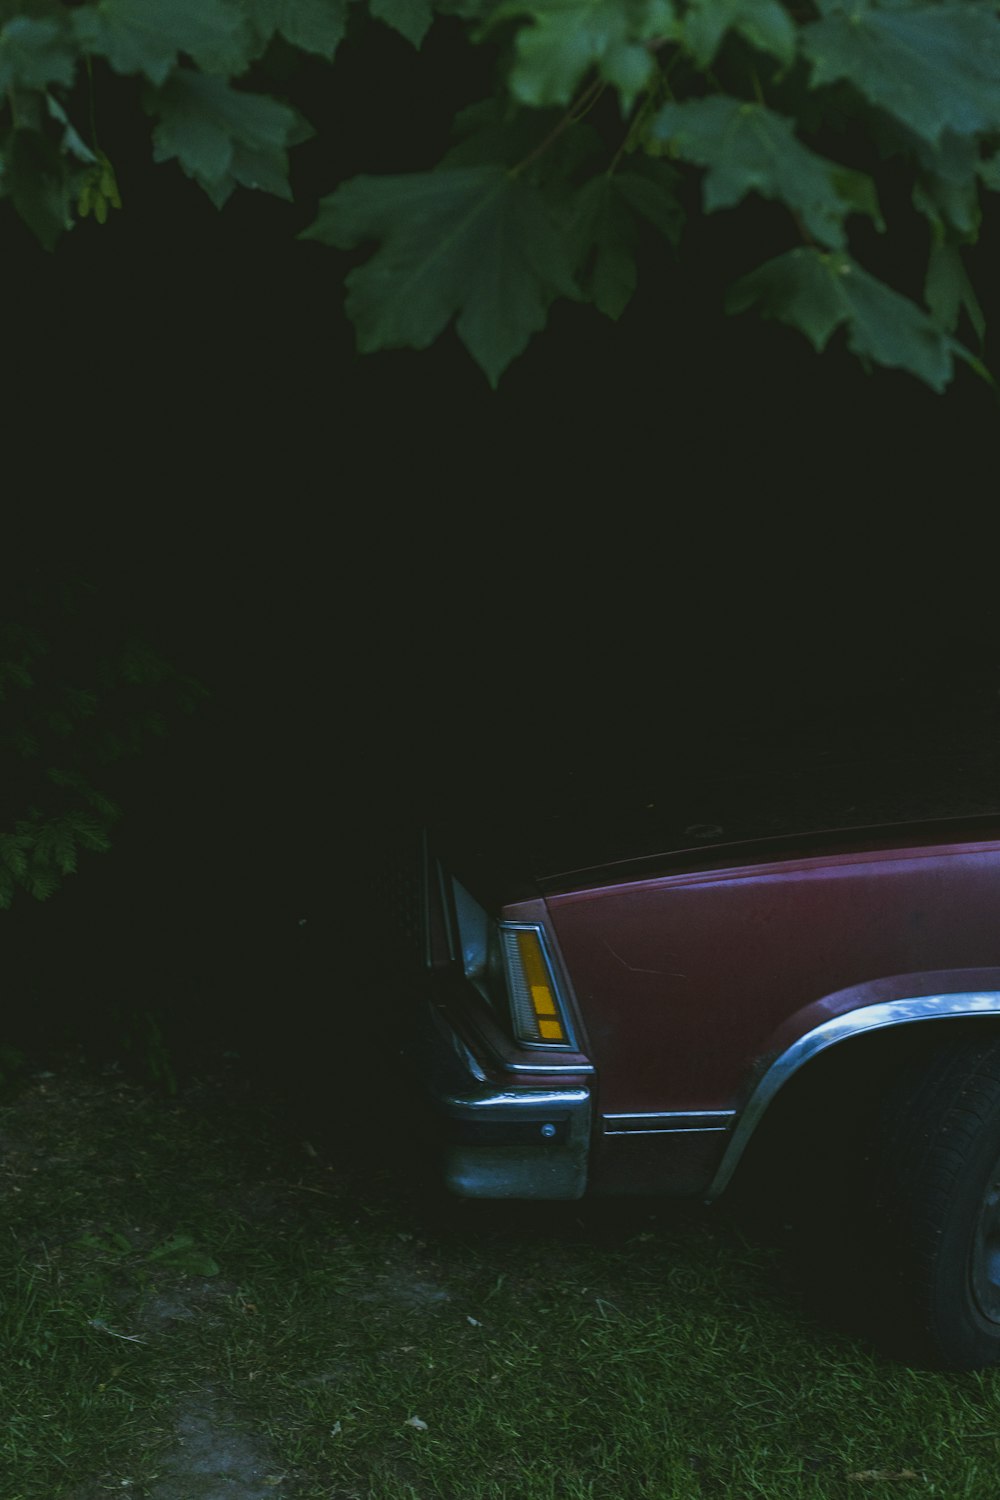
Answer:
xmin=2 ymin=0 xmax=999 ymax=390
xmin=1 ymin=577 xmax=207 ymax=911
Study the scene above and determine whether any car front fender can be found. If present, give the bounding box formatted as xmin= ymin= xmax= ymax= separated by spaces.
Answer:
xmin=705 ymin=968 xmax=1000 ymax=1202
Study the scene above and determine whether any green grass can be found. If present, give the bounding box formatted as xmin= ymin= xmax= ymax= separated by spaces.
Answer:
xmin=3 ymin=1054 xmax=1000 ymax=1499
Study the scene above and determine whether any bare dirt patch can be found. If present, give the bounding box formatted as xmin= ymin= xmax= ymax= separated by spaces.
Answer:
xmin=149 ymin=1393 xmax=289 ymax=1500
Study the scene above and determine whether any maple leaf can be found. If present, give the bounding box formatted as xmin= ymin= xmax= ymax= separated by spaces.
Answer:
xmin=71 ymin=0 xmax=252 ymax=87
xmin=906 ymin=131 xmax=982 ymax=242
xmin=568 ymin=174 xmax=637 ymax=317
xmin=1 ymin=0 xmax=995 ymax=393
xmin=681 ymin=0 xmax=796 ymax=69
xmin=727 ymin=246 xmax=973 ymax=392
xmin=802 ymin=0 xmax=1000 ymax=148
xmin=567 ymin=160 xmax=682 ymax=318
xmin=924 ymin=242 xmax=985 ymax=345
xmin=2 ymin=128 xmax=73 ymax=249
xmin=369 ymin=0 xmax=434 ymax=47
xmin=147 ymin=69 xmax=313 ymax=208
xmin=301 ymin=165 xmax=581 ymax=385
xmin=981 ymin=152 xmax=1000 ymax=193
xmin=442 ymin=97 xmax=604 ymax=188
xmin=496 ymin=0 xmax=679 ymax=111
xmin=652 ymin=96 xmax=880 ymax=249
xmin=0 ymin=16 xmax=77 ymax=94
xmin=243 ymin=0 xmax=349 ymax=59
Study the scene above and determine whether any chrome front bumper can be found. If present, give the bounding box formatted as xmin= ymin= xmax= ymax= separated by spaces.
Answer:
xmin=418 ymin=1001 xmax=592 ymax=1200
xmin=438 ymin=1083 xmax=591 ymax=1199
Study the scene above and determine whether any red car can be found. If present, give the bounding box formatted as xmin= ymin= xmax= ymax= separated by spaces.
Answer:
xmin=393 ymin=766 xmax=1000 ymax=1370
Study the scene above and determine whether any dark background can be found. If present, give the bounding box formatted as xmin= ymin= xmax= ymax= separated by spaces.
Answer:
xmin=4 ymin=22 xmax=1000 ymax=1086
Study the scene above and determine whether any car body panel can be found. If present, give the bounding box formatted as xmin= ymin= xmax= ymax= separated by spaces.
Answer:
xmin=707 ymin=985 xmax=1000 ymax=1200
xmin=543 ymin=837 xmax=1000 ymax=1118
xmin=407 ymin=818 xmax=1000 ymax=1201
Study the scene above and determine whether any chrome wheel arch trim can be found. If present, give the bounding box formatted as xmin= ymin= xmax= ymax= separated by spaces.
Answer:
xmin=705 ymin=991 xmax=1000 ymax=1202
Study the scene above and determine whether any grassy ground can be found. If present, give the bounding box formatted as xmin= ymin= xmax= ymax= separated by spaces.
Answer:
xmin=3 ymin=1049 xmax=1000 ymax=1500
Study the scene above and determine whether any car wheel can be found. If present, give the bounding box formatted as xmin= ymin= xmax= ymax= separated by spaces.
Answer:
xmin=872 ymin=1037 xmax=1000 ymax=1369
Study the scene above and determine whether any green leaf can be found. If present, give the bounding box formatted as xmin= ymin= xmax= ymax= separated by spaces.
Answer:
xmin=46 ymin=768 xmax=122 ymax=822
xmin=924 ymin=241 xmax=985 ymax=345
xmin=46 ymin=708 xmax=74 ymax=737
xmin=568 ymin=174 xmax=637 ymax=317
xmin=0 ymin=658 xmax=33 ymax=695
xmin=913 ymin=173 xmax=979 ymax=242
xmin=369 ymin=0 xmax=434 ymax=47
xmin=61 ymin=808 xmax=113 ymax=852
xmin=33 ymin=817 xmax=78 ymax=875
xmin=72 ymin=0 xmax=252 ymax=87
xmin=614 ymin=157 xmax=684 ymax=240
xmin=46 ymin=93 xmax=98 ymax=166
xmin=0 ymin=16 xmax=77 ymax=94
xmin=146 ymin=1233 xmax=220 ymax=1276
xmin=147 ymin=69 xmax=311 ymax=207
xmin=243 ymin=0 xmax=348 ymax=58
xmin=3 ymin=127 xmax=73 ymax=248
xmin=0 ymin=833 xmax=29 ymax=879
xmin=681 ymin=0 xmax=796 ymax=69
xmin=119 ymin=639 xmax=175 ymax=686
xmin=76 ymin=1231 xmax=132 ymax=1256
xmin=26 ymin=865 xmax=60 ymax=900
xmin=302 ymin=165 xmax=581 ymax=385
xmin=727 ymin=246 xmax=967 ymax=392
xmin=443 ymin=98 xmax=603 ymax=182
xmin=904 ymin=129 xmax=982 ymax=242
xmin=445 ymin=97 xmax=552 ymax=167
xmin=651 ymin=96 xmax=879 ymax=249
xmin=802 ymin=1 xmax=1000 ymax=148
xmin=566 ymin=159 xmax=682 ymax=317
xmin=913 ymin=128 xmax=980 ymax=189
xmin=497 ymin=0 xmax=678 ymax=111
xmin=828 ymin=164 xmax=885 ymax=233
xmin=8 ymin=727 xmax=39 ymax=757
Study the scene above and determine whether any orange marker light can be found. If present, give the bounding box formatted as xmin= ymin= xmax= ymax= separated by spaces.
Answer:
xmin=504 ymin=927 xmax=568 ymax=1045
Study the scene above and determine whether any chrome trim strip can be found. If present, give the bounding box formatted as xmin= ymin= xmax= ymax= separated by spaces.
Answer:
xmin=441 ymin=1087 xmax=590 ymax=1113
xmin=604 ymin=1127 xmax=730 ymax=1137
xmin=604 ymin=1110 xmax=734 ymax=1135
xmin=501 ymin=1058 xmax=596 ymax=1076
xmin=705 ymin=991 xmax=1000 ymax=1202
xmin=453 ymin=1035 xmax=487 ymax=1085
xmin=437 ymin=855 xmax=459 ymax=967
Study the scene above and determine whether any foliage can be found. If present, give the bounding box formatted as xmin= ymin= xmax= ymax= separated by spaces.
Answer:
xmin=1 ymin=0 xmax=999 ymax=389
xmin=0 ymin=574 xmax=207 ymax=911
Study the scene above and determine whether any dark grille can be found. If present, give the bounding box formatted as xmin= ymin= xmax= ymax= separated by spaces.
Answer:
xmin=364 ymin=836 xmax=427 ymax=974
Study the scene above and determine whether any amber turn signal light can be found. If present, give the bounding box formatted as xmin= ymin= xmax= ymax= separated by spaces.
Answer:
xmin=500 ymin=925 xmax=570 ymax=1046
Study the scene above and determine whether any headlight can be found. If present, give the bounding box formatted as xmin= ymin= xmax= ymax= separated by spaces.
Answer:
xmin=451 ymin=878 xmax=574 ymax=1047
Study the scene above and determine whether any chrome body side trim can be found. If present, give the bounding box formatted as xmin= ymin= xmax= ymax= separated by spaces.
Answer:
xmin=498 ymin=1057 xmax=596 ymax=1076
xmin=442 ymin=1086 xmax=590 ymax=1112
xmin=603 ymin=1110 xmax=735 ymax=1136
xmin=705 ymin=991 xmax=1000 ymax=1202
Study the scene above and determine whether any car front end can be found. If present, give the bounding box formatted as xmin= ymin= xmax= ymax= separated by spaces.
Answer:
xmin=386 ymin=832 xmax=595 ymax=1200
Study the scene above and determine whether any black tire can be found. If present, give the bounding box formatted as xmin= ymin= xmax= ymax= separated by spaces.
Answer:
xmin=872 ymin=1037 xmax=1000 ymax=1369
